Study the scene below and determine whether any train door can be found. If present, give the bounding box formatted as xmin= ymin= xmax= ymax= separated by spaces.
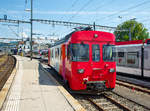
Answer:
xmin=90 ymin=43 xmax=103 ymax=80
xmin=48 ymin=49 xmax=50 ymax=65
xmin=61 ymin=44 xmax=66 ymax=80
xmin=144 ymin=45 xmax=150 ymax=70
xmin=116 ymin=46 xmax=126 ymax=66
xmin=117 ymin=52 xmax=126 ymax=66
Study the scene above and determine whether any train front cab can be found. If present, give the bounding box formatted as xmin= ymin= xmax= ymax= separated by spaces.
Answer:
xmin=66 ymin=34 xmax=116 ymax=91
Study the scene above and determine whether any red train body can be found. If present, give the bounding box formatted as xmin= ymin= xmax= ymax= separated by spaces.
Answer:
xmin=48 ymin=30 xmax=116 ymax=91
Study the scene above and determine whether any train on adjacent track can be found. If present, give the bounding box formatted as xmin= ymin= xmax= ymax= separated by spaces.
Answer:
xmin=48 ymin=27 xmax=116 ymax=92
xmin=25 ymin=49 xmax=48 ymax=60
xmin=115 ymin=39 xmax=150 ymax=78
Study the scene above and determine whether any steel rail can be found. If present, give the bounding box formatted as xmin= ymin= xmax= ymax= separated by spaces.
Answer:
xmin=86 ymin=94 xmax=131 ymax=111
xmin=87 ymin=98 xmax=106 ymax=111
xmin=116 ymin=80 xmax=150 ymax=95
xmin=103 ymin=94 xmax=131 ymax=111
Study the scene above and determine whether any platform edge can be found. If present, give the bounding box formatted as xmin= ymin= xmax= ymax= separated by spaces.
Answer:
xmin=0 ymin=56 xmax=19 ymax=110
xmin=40 ymin=63 xmax=86 ymax=111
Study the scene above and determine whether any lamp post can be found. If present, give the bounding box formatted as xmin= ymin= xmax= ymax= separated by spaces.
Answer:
xmin=129 ymin=18 xmax=136 ymax=41
xmin=118 ymin=16 xmax=136 ymax=41
xmin=25 ymin=0 xmax=33 ymax=60
xmin=26 ymin=0 xmax=33 ymax=60
xmin=30 ymin=0 xmax=33 ymax=60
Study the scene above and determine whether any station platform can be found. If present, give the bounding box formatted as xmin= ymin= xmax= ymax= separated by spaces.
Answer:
xmin=1 ymin=56 xmax=84 ymax=111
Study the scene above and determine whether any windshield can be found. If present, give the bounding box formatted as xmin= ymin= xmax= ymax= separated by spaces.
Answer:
xmin=103 ymin=45 xmax=115 ymax=61
xmin=70 ymin=44 xmax=89 ymax=61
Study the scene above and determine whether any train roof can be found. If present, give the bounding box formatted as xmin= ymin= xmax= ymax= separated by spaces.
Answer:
xmin=115 ymin=39 xmax=150 ymax=46
xmin=115 ymin=40 xmax=143 ymax=45
xmin=145 ymin=39 xmax=150 ymax=44
xmin=51 ymin=27 xmax=94 ymax=47
xmin=51 ymin=28 xmax=115 ymax=47
xmin=50 ymin=31 xmax=74 ymax=47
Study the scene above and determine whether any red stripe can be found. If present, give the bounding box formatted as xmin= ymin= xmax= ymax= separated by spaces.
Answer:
xmin=115 ymin=40 xmax=143 ymax=45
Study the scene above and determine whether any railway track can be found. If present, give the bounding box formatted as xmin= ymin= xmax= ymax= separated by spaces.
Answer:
xmin=0 ymin=55 xmax=15 ymax=90
xmin=87 ymin=94 xmax=130 ymax=111
xmin=75 ymin=91 xmax=150 ymax=111
xmin=116 ymin=80 xmax=150 ymax=95
xmin=0 ymin=55 xmax=7 ymax=66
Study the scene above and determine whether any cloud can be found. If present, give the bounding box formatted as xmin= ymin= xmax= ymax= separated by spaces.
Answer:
xmin=33 ymin=11 xmax=150 ymax=15
xmin=34 ymin=11 xmax=119 ymax=15
xmin=22 ymin=32 xmax=28 ymax=38
xmin=0 ymin=9 xmax=25 ymax=15
xmin=0 ymin=10 xmax=150 ymax=16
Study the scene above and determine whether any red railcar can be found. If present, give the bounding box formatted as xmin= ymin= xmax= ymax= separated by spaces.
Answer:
xmin=48 ymin=28 xmax=116 ymax=91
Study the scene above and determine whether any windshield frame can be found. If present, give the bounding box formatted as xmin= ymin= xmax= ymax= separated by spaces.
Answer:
xmin=70 ymin=43 xmax=89 ymax=62
xmin=103 ymin=44 xmax=115 ymax=62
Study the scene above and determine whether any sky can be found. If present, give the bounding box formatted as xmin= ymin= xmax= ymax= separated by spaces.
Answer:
xmin=0 ymin=0 xmax=150 ymax=41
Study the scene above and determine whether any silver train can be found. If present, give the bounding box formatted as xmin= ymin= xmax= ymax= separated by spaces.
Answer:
xmin=29 ymin=49 xmax=48 ymax=60
xmin=115 ymin=39 xmax=150 ymax=78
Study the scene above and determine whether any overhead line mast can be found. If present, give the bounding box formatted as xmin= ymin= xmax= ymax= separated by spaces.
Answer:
xmin=0 ymin=18 xmax=128 ymax=32
xmin=32 ymin=19 xmax=128 ymax=32
xmin=0 ymin=18 xmax=116 ymax=29
xmin=0 ymin=38 xmax=22 ymax=40
xmin=0 ymin=18 xmax=30 ymax=24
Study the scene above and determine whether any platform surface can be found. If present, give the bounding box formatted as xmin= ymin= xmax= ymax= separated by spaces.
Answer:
xmin=1 ymin=56 xmax=74 ymax=111
xmin=117 ymin=75 xmax=150 ymax=89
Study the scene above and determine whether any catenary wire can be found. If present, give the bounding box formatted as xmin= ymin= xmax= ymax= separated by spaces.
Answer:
xmin=95 ymin=0 xmax=150 ymax=22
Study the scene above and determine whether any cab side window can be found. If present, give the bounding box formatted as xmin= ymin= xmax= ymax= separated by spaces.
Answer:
xmin=67 ymin=45 xmax=71 ymax=60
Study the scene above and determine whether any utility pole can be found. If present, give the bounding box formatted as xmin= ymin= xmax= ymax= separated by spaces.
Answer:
xmin=129 ymin=27 xmax=132 ymax=41
xmin=30 ymin=0 xmax=33 ymax=60
xmin=93 ymin=22 xmax=95 ymax=31
xmin=17 ymin=21 xmax=20 ymax=40
xmin=129 ymin=18 xmax=136 ymax=41
xmin=141 ymin=42 xmax=144 ymax=77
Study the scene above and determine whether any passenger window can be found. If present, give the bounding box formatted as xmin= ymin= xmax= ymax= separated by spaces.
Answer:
xmin=118 ymin=52 xmax=124 ymax=57
xmin=55 ymin=49 xmax=57 ymax=58
xmin=57 ymin=48 xmax=59 ymax=58
xmin=92 ymin=44 xmax=100 ymax=62
xmin=59 ymin=48 xmax=61 ymax=59
xmin=147 ymin=40 xmax=150 ymax=44
xmin=51 ymin=49 xmax=53 ymax=58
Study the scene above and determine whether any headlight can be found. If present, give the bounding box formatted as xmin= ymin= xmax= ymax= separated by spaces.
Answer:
xmin=109 ymin=68 xmax=115 ymax=73
xmin=78 ymin=69 xmax=84 ymax=74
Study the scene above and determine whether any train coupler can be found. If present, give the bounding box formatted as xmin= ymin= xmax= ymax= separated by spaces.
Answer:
xmin=86 ymin=81 xmax=106 ymax=91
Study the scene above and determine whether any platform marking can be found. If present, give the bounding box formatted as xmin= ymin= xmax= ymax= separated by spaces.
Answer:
xmin=3 ymin=59 xmax=23 ymax=111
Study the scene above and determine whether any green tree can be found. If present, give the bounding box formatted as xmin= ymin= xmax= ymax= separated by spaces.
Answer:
xmin=114 ymin=20 xmax=149 ymax=41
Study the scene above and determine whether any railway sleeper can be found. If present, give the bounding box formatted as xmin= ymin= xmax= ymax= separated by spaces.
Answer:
xmin=103 ymin=106 xmax=118 ymax=110
xmin=97 ymin=101 xmax=119 ymax=110
xmin=103 ymin=94 xmax=131 ymax=111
